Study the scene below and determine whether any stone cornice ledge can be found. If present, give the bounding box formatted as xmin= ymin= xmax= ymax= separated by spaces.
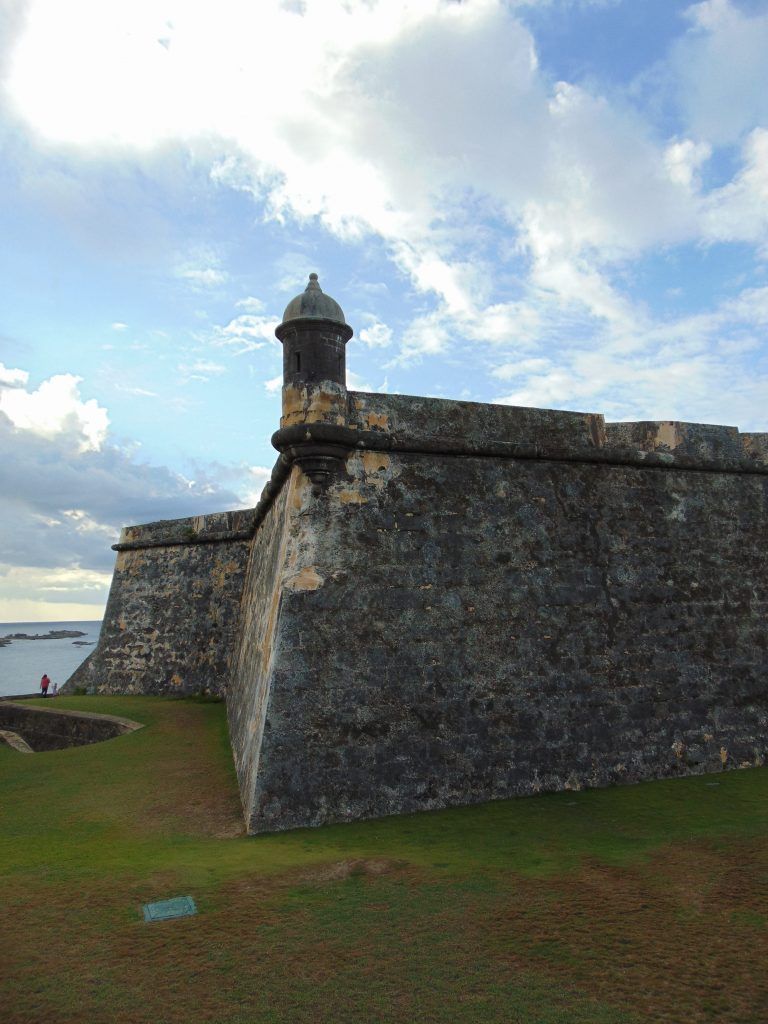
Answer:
xmin=113 ymin=420 xmax=768 ymax=552
xmin=271 ymin=422 xmax=768 ymax=475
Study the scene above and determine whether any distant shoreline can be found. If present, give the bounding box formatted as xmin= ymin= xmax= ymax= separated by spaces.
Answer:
xmin=0 ymin=629 xmax=88 ymax=649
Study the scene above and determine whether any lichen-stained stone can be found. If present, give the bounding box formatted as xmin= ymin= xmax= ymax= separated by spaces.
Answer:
xmin=237 ymin=444 xmax=768 ymax=834
xmin=347 ymin=390 xmax=607 ymax=450
xmin=604 ymin=420 xmax=745 ymax=460
xmin=64 ymin=510 xmax=253 ymax=697
xmin=742 ymin=432 xmax=768 ymax=464
xmin=280 ymin=381 xmax=348 ymax=429
xmin=226 ymin=475 xmax=298 ymax=816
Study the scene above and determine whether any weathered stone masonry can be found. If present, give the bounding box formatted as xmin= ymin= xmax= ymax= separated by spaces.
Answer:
xmin=68 ymin=509 xmax=254 ymax=696
xmin=67 ymin=275 xmax=768 ymax=834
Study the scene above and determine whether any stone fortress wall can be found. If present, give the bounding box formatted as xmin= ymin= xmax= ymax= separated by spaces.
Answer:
xmin=67 ymin=275 xmax=768 ymax=834
xmin=68 ymin=510 xmax=254 ymax=697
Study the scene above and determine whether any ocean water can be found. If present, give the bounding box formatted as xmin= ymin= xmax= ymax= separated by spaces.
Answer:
xmin=0 ymin=621 xmax=102 ymax=698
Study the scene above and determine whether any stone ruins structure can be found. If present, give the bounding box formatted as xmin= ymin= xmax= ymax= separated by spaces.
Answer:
xmin=66 ymin=275 xmax=768 ymax=834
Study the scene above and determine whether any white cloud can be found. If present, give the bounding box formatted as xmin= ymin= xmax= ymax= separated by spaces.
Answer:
xmin=492 ymin=357 xmax=552 ymax=380
xmin=491 ymin=279 xmax=768 ymax=429
xmin=60 ymin=508 xmax=117 ymax=540
xmin=178 ymin=359 xmax=227 ymax=382
xmin=114 ymin=384 xmax=158 ymax=398
xmin=111 ymin=321 xmax=128 ymax=331
xmin=347 ymin=369 xmax=373 ymax=392
xmin=702 ymin=128 xmax=768 ymax=249
xmin=358 ymin=317 xmax=393 ymax=348
xmin=0 ymin=372 xmax=108 ymax=452
xmin=235 ymin=296 xmax=266 ymax=312
xmin=0 ymin=363 xmax=252 ymax=578
xmin=0 ymin=1 xmax=582 ymax=317
xmin=190 ymin=359 xmax=226 ymax=374
xmin=723 ymin=284 xmax=768 ymax=325
xmin=263 ymin=374 xmax=283 ymax=394
xmin=397 ymin=311 xmax=452 ymax=364
xmin=0 ymin=564 xmax=112 ymax=618
xmin=664 ymin=138 xmax=712 ymax=189
xmin=174 ymin=246 xmax=228 ymax=289
xmin=177 ymin=265 xmax=228 ymax=288
xmin=670 ymin=0 xmax=768 ymax=146
xmin=464 ymin=303 xmax=543 ymax=347
xmin=238 ymin=464 xmax=273 ymax=507
xmin=3 ymin=0 xmax=768 ymax=431
xmin=0 ymin=362 xmax=29 ymax=388
xmin=4 ymin=0 xmax=765 ymax=317
xmin=211 ymin=313 xmax=279 ymax=354
xmin=495 ymin=368 xmax=577 ymax=410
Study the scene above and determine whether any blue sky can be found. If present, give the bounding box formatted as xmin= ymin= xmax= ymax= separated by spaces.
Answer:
xmin=0 ymin=0 xmax=767 ymax=620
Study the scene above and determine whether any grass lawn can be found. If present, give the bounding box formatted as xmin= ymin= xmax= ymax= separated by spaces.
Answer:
xmin=2 ymin=696 xmax=768 ymax=1023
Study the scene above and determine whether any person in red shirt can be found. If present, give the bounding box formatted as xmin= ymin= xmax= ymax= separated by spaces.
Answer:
xmin=40 ymin=673 xmax=50 ymax=697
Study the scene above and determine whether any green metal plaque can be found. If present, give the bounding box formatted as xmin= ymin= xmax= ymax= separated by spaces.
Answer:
xmin=142 ymin=896 xmax=197 ymax=922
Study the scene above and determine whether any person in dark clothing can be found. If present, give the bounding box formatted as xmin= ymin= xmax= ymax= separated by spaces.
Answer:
xmin=40 ymin=673 xmax=50 ymax=697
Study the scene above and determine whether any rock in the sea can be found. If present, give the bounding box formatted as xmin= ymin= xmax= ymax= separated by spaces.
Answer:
xmin=0 ymin=630 xmax=87 ymax=645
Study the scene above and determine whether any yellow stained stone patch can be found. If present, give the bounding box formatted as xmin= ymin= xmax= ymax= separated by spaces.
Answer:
xmin=364 ymin=412 xmax=389 ymax=430
xmin=284 ymin=565 xmax=324 ymax=591
xmin=337 ymin=489 xmax=367 ymax=505
xmin=290 ymin=470 xmax=312 ymax=511
xmin=281 ymin=384 xmax=347 ymax=427
xmin=655 ymin=422 xmax=682 ymax=450
xmin=361 ymin=451 xmax=390 ymax=474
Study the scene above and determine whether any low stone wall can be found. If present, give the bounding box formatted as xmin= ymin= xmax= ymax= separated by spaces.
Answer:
xmin=347 ymin=390 xmax=607 ymax=450
xmin=605 ymin=419 xmax=768 ymax=463
xmin=0 ymin=702 xmax=142 ymax=751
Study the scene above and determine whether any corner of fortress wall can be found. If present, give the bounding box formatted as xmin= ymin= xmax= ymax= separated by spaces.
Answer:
xmin=66 ymin=389 xmax=768 ymax=835
xmin=235 ymin=396 xmax=768 ymax=833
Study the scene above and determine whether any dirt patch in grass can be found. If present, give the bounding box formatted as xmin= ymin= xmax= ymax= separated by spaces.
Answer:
xmin=296 ymin=856 xmax=404 ymax=883
xmin=468 ymin=837 xmax=768 ymax=1024
xmin=112 ymin=701 xmax=245 ymax=839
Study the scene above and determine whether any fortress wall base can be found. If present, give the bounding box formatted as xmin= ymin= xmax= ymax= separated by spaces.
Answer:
xmin=240 ymin=444 xmax=768 ymax=833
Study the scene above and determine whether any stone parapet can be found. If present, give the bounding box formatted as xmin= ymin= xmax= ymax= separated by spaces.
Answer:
xmin=70 ymin=389 xmax=768 ymax=782
xmin=348 ymin=391 xmax=607 ymax=451
xmin=115 ymin=509 xmax=257 ymax=551
xmin=64 ymin=267 xmax=768 ymax=832
xmin=605 ymin=420 xmax=744 ymax=461
xmin=742 ymin=432 xmax=768 ymax=463
xmin=605 ymin=420 xmax=768 ymax=468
